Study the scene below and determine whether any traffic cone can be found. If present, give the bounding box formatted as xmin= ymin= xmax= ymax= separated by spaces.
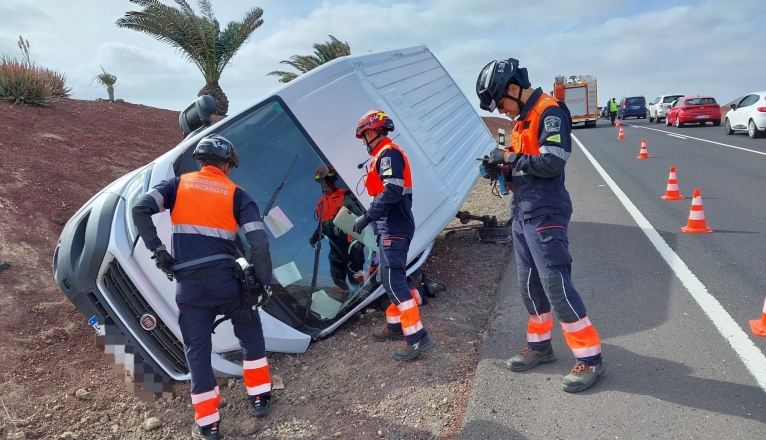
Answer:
xmin=681 ymin=188 xmax=712 ymax=234
xmin=616 ymin=120 xmax=621 ymax=128
xmin=661 ymin=167 xmax=685 ymax=200
xmin=750 ymin=296 xmax=766 ymax=337
xmin=618 ymin=127 xmax=625 ymax=140
xmin=637 ymin=139 xmax=649 ymax=158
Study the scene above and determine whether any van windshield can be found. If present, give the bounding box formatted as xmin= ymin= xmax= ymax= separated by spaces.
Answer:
xmin=626 ymin=97 xmax=645 ymax=105
xmin=186 ymin=99 xmax=380 ymax=331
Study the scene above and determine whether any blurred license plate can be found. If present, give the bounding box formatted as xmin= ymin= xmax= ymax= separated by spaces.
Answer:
xmin=696 ymin=115 xmax=709 ymax=119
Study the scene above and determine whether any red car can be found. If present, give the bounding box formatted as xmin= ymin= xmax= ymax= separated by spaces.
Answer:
xmin=666 ymin=95 xmax=721 ymax=127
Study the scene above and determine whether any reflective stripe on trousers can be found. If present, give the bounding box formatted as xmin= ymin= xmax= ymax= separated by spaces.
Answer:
xmin=380 ymin=235 xmax=428 ymax=345
xmin=512 ymin=214 xmax=602 ymax=364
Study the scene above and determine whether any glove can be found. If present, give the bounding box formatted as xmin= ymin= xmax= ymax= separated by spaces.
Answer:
xmin=353 ymin=215 xmax=370 ymax=234
xmin=483 ymin=148 xmax=509 ymax=168
xmin=151 ymin=248 xmax=175 ymax=281
xmin=309 ymin=231 xmax=319 ymax=248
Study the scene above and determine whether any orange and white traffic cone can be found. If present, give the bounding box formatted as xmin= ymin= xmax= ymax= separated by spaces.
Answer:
xmin=681 ymin=188 xmax=712 ymax=234
xmin=750 ymin=296 xmax=766 ymax=337
xmin=637 ymin=138 xmax=649 ymax=158
xmin=618 ymin=127 xmax=625 ymax=140
xmin=616 ymin=120 xmax=621 ymax=128
xmin=661 ymin=167 xmax=684 ymax=200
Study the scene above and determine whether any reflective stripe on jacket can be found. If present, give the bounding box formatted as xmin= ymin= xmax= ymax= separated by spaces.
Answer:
xmin=509 ymin=90 xmax=573 ymax=219
xmin=366 ymin=142 xmax=413 ymax=197
xmin=170 ymin=166 xmax=240 ymax=271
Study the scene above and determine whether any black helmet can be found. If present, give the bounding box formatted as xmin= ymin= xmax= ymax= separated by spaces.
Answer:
xmin=193 ymin=134 xmax=239 ymax=168
xmin=476 ymin=58 xmax=531 ymax=112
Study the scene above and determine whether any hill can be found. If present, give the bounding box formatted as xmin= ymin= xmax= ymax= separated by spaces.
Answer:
xmin=0 ymin=98 xmax=510 ymax=439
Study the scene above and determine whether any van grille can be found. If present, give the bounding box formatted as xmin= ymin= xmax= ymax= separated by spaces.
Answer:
xmin=103 ymin=261 xmax=188 ymax=375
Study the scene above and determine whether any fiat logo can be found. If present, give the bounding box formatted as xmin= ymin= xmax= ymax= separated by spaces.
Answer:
xmin=140 ymin=314 xmax=157 ymax=331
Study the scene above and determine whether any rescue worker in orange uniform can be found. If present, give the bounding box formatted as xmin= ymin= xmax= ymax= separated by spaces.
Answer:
xmin=352 ymin=109 xmax=436 ymax=361
xmin=310 ymin=166 xmax=366 ymax=294
xmin=132 ymin=135 xmax=274 ymax=439
xmin=477 ymin=59 xmax=605 ymax=392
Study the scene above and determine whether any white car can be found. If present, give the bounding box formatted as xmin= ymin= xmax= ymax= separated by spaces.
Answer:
xmin=724 ymin=92 xmax=766 ymax=138
xmin=648 ymin=94 xmax=684 ymax=122
xmin=52 ymin=45 xmax=492 ymax=397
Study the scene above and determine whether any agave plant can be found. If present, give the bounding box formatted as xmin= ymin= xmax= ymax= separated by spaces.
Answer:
xmin=268 ymin=35 xmax=351 ymax=83
xmin=91 ymin=66 xmax=118 ymax=101
xmin=116 ymin=0 xmax=264 ymax=115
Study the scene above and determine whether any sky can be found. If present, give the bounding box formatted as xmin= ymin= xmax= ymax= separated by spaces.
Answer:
xmin=2 ymin=0 xmax=765 ymax=115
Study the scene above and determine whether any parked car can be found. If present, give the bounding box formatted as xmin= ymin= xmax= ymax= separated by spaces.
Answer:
xmin=648 ymin=94 xmax=684 ymax=122
xmin=665 ymin=95 xmax=721 ymax=127
xmin=724 ymin=91 xmax=766 ymax=138
xmin=52 ymin=45 xmax=491 ymax=396
xmin=618 ymin=96 xmax=647 ymax=119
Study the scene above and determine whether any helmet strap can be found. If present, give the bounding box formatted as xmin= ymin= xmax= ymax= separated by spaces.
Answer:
xmin=504 ymin=86 xmax=525 ymax=113
xmin=363 ymin=130 xmax=385 ymax=154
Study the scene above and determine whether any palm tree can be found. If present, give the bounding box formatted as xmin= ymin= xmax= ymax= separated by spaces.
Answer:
xmin=268 ymin=35 xmax=350 ymax=83
xmin=90 ymin=66 xmax=118 ymax=101
xmin=116 ymin=0 xmax=263 ymax=115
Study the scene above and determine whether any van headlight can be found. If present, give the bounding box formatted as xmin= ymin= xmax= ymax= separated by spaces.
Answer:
xmin=123 ymin=165 xmax=154 ymax=249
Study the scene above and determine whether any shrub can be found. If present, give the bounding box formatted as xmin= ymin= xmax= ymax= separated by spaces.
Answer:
xmin=0 ymin=55 xmax=53 ymax=106
xmin=41 ymin=67 xmax=72 ymax=98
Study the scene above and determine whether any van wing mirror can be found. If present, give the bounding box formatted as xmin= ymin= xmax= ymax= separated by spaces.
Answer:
xmin=179 ymin=95 xmax=217 ymax=137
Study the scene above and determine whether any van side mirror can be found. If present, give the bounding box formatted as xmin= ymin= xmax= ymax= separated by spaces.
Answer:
xmin=179 ymin=95 xmax=217 ymax=137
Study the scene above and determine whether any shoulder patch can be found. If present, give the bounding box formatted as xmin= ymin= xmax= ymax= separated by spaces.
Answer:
xmin=380 ymin=157 xmax=391 ymax=171
xmin=543 ymin=116 xmax=562 ymax=133
xmin=546 ymin=134 xmax=562 ymax=143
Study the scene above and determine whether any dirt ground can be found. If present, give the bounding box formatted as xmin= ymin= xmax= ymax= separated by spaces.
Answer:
xmin=0 ymin=98 xmax=512 ymax=440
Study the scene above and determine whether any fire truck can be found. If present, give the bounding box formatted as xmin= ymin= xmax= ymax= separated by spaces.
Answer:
xmin=553 ymin=75 xmax=598 ymax=127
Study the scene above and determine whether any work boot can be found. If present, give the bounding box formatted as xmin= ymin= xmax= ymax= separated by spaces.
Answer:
xmin=506 ymin=347 xmax=556 ymax=372
xmin=191 ymin=421 xmax=220 ymax=439
xmin=372 ymin=326 xmax=406 ymax=342
xmin=392 ymin=334 xmax=436 ymax=361
xmin=251 ymin=395 xmax=270 ymax=419
xmin=421 ymin=272 xmax=446 ymax=297
xmin=561 ymin=360 xmax=606 ymax=393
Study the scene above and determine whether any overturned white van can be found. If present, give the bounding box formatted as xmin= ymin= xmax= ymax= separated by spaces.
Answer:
xmin=53 ymin=45 xmax=495 ymax=397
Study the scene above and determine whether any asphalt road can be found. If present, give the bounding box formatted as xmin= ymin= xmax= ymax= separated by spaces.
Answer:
xmin=459 ymin=118 xmax=766 ymax=439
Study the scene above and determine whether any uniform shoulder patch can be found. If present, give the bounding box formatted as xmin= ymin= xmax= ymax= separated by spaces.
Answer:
xmin=543 ymin=116 xmax=562 ymax=133
xmin=380 ymin=157 xmax=391 ymax=171
xmin=546 ymin=134 xmax=562 ymax=143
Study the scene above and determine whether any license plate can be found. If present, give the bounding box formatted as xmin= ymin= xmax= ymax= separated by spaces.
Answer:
xmin=88 ymin=315 xmax=106 ymax=336
xmin=696 ymin=115 xmax=709 ymax=119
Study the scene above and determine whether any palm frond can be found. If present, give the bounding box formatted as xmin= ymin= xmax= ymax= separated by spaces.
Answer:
xmin=268 ymin=35 xmax=351 ymax=83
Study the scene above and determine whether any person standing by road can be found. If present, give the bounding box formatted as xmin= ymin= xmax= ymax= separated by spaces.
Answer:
xmin=609 ymin=97 xmax=619 ymax=125
xmin=352 ymin=109 xmax=436 ymax=361
xmin=476 ymin=58 xmax=605 ymax=393
xmin=132 ymin=134 xmax=274 ymax=439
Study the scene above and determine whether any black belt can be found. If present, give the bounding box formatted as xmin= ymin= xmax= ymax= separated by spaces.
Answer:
xmin=184 ymin=266 xmax=237 ymax=279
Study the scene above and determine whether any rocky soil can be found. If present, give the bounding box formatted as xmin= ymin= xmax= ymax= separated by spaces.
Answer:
xmin=0 ymin=98 xmax=512 ymax=439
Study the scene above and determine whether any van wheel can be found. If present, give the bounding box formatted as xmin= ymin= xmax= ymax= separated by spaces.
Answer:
xmin=749 ymin=119 xmax=762 ymax=138
xmin=724 ymin=118 xmax=734 ymax=135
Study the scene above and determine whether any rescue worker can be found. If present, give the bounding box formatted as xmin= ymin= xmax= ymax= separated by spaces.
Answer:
xmin=311 ymin=166 xmax=366 ymax=294
xmin=352 ymin=109 xmax=436 ymax=361
xmin=609 ymin=98 xmax=619 ymax=125
xmin=131 ymin=134 xmax=274 ymax=439
xmin=477 ymin=58 xmax=605 ymax=392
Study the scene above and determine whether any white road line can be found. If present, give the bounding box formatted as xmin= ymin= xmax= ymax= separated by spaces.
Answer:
xmin=572 ymin=133 xmax=766 ymax=393
xmin=667 ymin=134 xmax=687 ymax=139
xmin=628 ymin=124 xmax=766 ymax=156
